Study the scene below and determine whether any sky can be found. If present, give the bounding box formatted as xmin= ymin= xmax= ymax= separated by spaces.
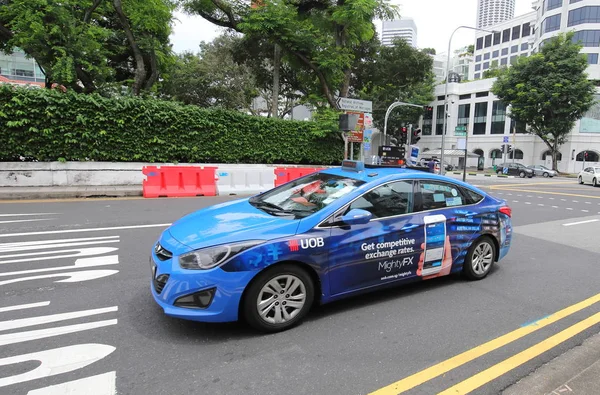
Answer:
xmin=170 ymin=0 xmax=533 ymax=55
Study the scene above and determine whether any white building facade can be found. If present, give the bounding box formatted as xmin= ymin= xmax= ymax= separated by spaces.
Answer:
xmin=381 ymin=18 xmax=418 ymax=47
xmin=477 ymin=0 xmax=516 ymax=29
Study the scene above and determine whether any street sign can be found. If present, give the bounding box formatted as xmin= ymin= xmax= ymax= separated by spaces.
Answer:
xmin=457 ymin=138 xmax=466 ymax=150
xmin=363 ymin=129 xmax=373 ymax=144
xmin=503 ymin=136 xmax=509 ymax=143
xmin=455 ymin=125 xmax=466 ymax=132
xmin=336 ymin=97 xmax=373 ymax=113
xmin=455 ymin=131 xmax=467 ymax=136
xmin=346 ymin=130 xmax=364 ymax=143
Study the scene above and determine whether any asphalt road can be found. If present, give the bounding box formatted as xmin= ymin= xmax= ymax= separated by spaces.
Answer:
xmin=1 ymin=176 xmax=600 ymax=395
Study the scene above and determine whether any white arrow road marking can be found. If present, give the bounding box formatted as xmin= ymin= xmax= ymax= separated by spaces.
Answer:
xmin=0 ymin=306 xmax=117 ymax=332
xmin=0 ymin=344 xmax=115 ymax=388
xmin=0 ymin=239 xmax=119 ymax=254
xmin=28 ymin=372 xmax=116 ymax=395
xmin=0 ymin=319 xmax=117 ymax=346
xmin=0 ymin=270 xmax=119 ymax=286
xmin=0 ymin=301 xmax=51 ymax=313
xmin=0 ymin=255 xmax=119 ymax=277
xmin=0 ymin=247 xmax=118 ymax=264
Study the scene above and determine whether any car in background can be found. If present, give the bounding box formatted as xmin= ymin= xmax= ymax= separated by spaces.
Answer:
xmin=419 ymin=158 xmax=454 ymax=171
xmin=496 ymin=163 xmax=534 ymax=178
xmin=527 ymin=165 xmax=557 ymax=178
xmin=150 ymin=160 xmax=513 ymax=333
xmin=578 ymin=166 xmax=600 ymax=187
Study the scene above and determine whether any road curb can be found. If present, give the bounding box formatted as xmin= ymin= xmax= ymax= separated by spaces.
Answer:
xmin=0 ymin=186 xmax=142 ymax=200
xmin=450 ymin=172 xmax=515 ymax=179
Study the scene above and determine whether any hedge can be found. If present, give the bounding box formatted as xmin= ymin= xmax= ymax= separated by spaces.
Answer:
xmin=0 ymin=86 xmax=344 ymax=165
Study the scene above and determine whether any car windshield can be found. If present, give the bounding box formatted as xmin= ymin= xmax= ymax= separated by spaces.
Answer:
xmin=249 ymin=173 xmax=365 ymax=218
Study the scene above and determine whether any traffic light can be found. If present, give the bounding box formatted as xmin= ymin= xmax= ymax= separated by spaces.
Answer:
xmin=584 ymin=151 xmax=589 ymax=159
xmin=412 ymin=128 xmax=421 ymax=144
xmin=423 ymin=106 xmax=433 ymax=115
xmin=399 ymin=126 xmax=408 ymax=145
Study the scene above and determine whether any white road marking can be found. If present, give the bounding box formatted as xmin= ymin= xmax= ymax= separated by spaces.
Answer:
xmin=549 ymin=198 xmax=555 ymax=200
xmin=507 ymin=193 xmax=513 ymax=196
xmin=0 ymin=344 xmax=115 ymax=388
xmin=0 ymin=247 xmax=118 ymax=264
xmin=28 ymin=372 xmax=116 ymax=395
xmin=0 ymin=239 xmax=119 ymax=254
xmin=0 ymin=301 xmax=50 ymax=314
xmin=0 ymin=255 xmax=119 ymax=278
xmin=0 ymin=223 xmax=172 ymax=238
xmin=586 ymin=202 xmax=592 ymax=204
xmin=513 ymin=200 xmax=519 ymax=203
xmin=0 ymin=236 xmax=118 ymax=249
xmin=527 ymin=195 xmax=533 ymax=198
xmin=573 ymin=200 xmax=579 ymax=203
xmin=0 ymin=213 xmax=58 ymax=217
xmin=538 ymin=204 xmax=544 ymax=206
xmin=582 ymin=210 xmax=589 ymax=212
xmin=0 ymin=270 xmax=119 ymax=286
xmin=0 ymin=219 xmax=54 ymax=225
xmin=525 ymin=202 xmax=532 ymax=205
xmin=0 ymin=306 xmax=117 ymax=332
xmin=562 ymin=219 xmax=600 ymax=227
xmin=538 ymin=196 xmax=544 ymax=199
xmin=552 ymin=206 xmax=559 ymax=208
xmin=561 ymin=199 xmax=567 ymax=201
xmin=517 ymin=194 xmax=523 ymax=197
xmin=0 ymin=319 xmax=117 ymax=347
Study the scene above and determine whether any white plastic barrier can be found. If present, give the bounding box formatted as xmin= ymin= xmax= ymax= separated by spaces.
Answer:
xmin=216 ymin=166 xmax=276 ymax=195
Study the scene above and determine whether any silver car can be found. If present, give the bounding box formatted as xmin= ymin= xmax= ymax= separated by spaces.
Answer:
xmin=528 ymin=165 xmax=557 ymax=178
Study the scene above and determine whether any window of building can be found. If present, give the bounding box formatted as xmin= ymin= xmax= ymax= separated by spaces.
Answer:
xmin=457 ymin=104 xmax=470 ymax=130
xmin=483 ymin=61 xmax=489 ymax=70
xmin=473 ymin=102 xmax=488 ymax=135
xmin=542 ymin=14 xmax=561 ymax=33
xmin=572 ymin=30 xmax=600 ymax=47
xmin=521 ymin=43 xmax=529 ymax=51
xmin=522 ymin=22 xmax=531 ymax=37
xmin=474 ymin=73 xmax=481 ymax=79
xmin=493 ymin=32 xmax=501 ymax=45
xmin=546 ymin=0 xmax=562 ymax=11
xmin=475 ymin=54 xmax=482 ymax=62
xmin=489 ymin=149 xmax=502 ymax=159
xmin=484 ymin=52 xmax=490 ymax=60
xmin=491 ymin=101 xmax=506 ymax=134
xmin=501 ymin=48 xmax=509 ymax=56
xmin=475 ymin=64 xmax=481 ymax=71
xmin=512 ymin=25 xmax=521 ymax=40
xmin=459 ymin=94 xmax=471 ymax=100
xmin=511 ymin=45 xmax=519 ymax=53
xmin=509 ymin=149 xmax=524 ymax=160
xmin=14 ymin=69 xmax=34 ymax=77
xmin=484 ymin=34 xmax=492 ymax=48
xmin=568 ymin=6 xmax=600 ymax=27
xmin=436 ymin=105 xmax=445 ymax=135
xmin=501 ymin=57 xmax=508 ymax=65
xmin=492 ymin=50 xmax=499 ymax=58
xmin=476 ymin=37 xmax=484 ymax=50
xmin=437 ymin=95 xmax=445 ymax=101
xmin=576 ymin=151 xmax=600 ymax=161
xmin=570 ymin=0 xmax=583 ymax=3
xmin=502 ymin=28 xmax=511 ymax=42
xmin=510 ymin=55 xmax=518 ymax=64
xmin=509 ymin=118 xmax=528 ymax=133
xmin=588 ymin=53 xmax=599 ymax=64
xmin=475 ymin=91 xmax=489 ymax=97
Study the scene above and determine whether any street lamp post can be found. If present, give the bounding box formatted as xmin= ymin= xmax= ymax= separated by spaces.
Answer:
xmin=439 ymin=26 xmax=498 ymax=175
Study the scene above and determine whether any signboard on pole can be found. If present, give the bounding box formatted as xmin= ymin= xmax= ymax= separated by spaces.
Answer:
xmin=455 ymin=125 xmax=466 ymax=136
xmin=457 ymin=138 xmax=466 ymax=150
xmin=347 ymin=130 xmax=364 ymax=143
xmin=336 ymin=98 xmax=373 ymax=113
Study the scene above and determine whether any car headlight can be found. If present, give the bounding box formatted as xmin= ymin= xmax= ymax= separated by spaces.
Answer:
xmin=178 ymin=240 xmax=265 ymax=270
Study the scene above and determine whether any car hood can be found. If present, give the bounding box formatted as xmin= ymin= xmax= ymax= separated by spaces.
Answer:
xmin=167 ymin=198 xmax=300 ymax=251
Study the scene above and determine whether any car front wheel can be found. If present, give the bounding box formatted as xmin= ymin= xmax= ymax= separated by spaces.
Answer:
xmin=463 ymin=237 xmax=496 ymax=281
xmin=243 ymin=264 xmax=314 ymax=333
xmin=543 ymin=172 xmax=549 ymax=178
xmin=519 ymin=171 xmax=526 ymax=178
xmin=579 ymin=176 xmax=584 ymax=184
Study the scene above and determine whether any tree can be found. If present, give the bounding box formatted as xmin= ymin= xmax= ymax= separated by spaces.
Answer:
xmin=182 ymin=0 xmax=397 ymax=109
xmin=492 ymin=32 xmax=596 ymax=171
xmin=0 ymin=0 xmax=175 ymax=94
xmin=161 ymin=34 xmax=259 ymax=111
xmin=421 ymin=47 xmax=436 ymax=55
xmin=352 ymin=37 xmax=435 ymax=132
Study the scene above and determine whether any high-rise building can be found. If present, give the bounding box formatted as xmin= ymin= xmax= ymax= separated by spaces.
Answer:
xmin=477 ymin=0 xmax=516 ymax=29
xmin=381 ymin=18 xmax=417 ymax=47
xmin=0 ymin=49 xmax=45 ymax=85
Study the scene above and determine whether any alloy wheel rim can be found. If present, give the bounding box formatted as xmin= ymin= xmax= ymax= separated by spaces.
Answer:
xmin=472 ymin=242 xmax=493 ymax=275
xmin=256 ymin=275 xmax=306 ymax=325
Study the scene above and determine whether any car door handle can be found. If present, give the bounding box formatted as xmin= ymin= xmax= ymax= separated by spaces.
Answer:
xmin=401 ymin=224 xmax=419 ymax=231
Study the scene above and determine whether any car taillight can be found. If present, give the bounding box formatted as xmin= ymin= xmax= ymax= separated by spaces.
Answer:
xmin=499 ymin=206 xmax=512 ymax=217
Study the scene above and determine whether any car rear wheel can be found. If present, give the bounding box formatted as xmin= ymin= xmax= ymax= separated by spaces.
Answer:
xmin=519 ymin=171 xmax=526 ymax=178
xmin=594 ymin=178 xmax=598 ymax=187
xmin=579 ymin=176 xmax=584 ymax=184
xmin=463 ymin=237 xmax=496 ymax=281
xmin=242 ymin=264 xmax=314 ymax=333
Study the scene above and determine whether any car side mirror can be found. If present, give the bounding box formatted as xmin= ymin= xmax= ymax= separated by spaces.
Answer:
xmin=341 ymin=209 xmax=372 ymax=225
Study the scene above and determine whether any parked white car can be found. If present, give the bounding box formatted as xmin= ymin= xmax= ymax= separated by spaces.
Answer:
xmin=578 ymin=167 xmax=600 ymax=187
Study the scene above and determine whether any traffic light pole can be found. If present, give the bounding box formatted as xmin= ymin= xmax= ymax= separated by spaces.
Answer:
xmin=383 ymin=101 xmax=426 ymax=145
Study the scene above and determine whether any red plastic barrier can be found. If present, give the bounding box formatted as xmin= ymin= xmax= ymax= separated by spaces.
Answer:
xmin=274 ymin=167 xmax=326 ymax=187
xmin=142 ymin=166 xmax=217 ymax=198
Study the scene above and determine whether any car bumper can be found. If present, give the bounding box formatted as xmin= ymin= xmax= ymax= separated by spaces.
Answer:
xmin=149 ymin=236 xmax=256 ymax=323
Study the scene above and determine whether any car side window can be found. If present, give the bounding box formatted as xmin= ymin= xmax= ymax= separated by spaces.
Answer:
xmin=418 ymin=181 xmax=464 ymax=211
xmin=348 ymin=180 xmax=413 ymax=219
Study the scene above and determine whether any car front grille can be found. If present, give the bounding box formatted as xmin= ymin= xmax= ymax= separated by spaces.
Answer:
xmin=153 ymin=274 xmax=170 ymax=294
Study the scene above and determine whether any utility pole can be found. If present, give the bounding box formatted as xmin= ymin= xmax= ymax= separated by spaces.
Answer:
xmin=271 ymin=44 xmax=281 ymax=118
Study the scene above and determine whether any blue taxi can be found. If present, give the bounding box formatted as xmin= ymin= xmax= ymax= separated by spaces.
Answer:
xmin=150 ymin=161 xmax=512 ymax=332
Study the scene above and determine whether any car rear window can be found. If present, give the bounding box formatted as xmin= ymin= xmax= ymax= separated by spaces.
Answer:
xmin=461 ymin=187 xmax=484 ymax=205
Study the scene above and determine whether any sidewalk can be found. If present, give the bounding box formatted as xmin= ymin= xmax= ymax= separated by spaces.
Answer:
xmin=503 ymin=331 xmax=600 ymax=395
xmin=0 ymin=185 xmax=142 ymax=200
